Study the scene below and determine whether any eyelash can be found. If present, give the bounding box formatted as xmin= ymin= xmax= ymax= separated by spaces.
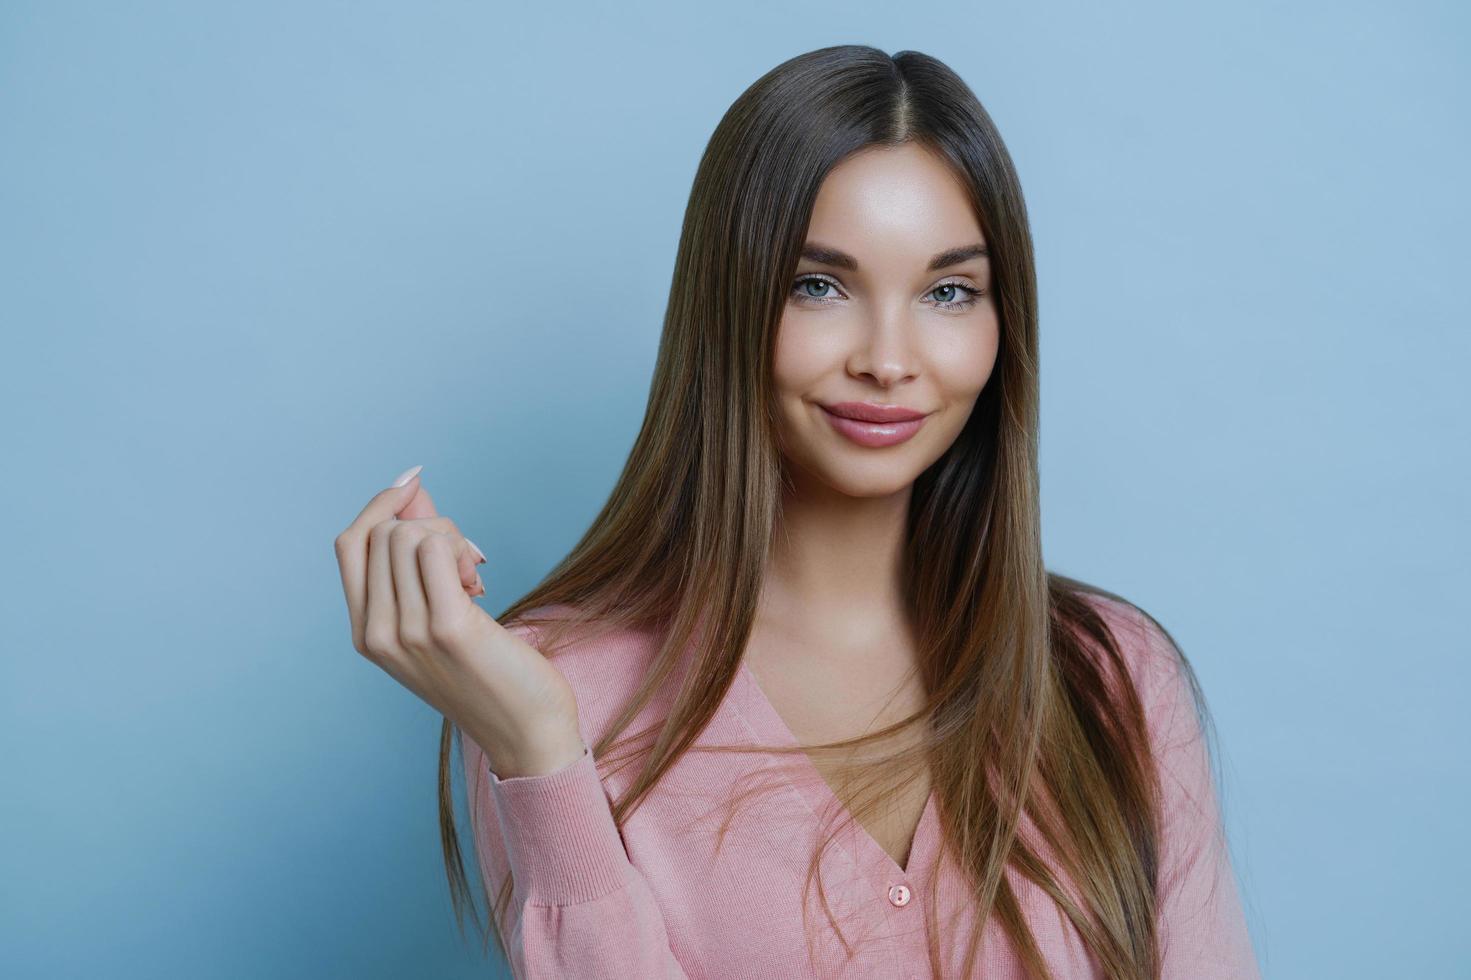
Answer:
xmin=789 ymin=274 xmax=987 ymax=312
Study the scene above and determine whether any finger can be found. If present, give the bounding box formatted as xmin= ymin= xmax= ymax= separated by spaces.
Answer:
xmin=390 ymin=523 xmax=482 ymax=657
xmin=335 ymin=465 xmax=425 ymax=651
xmin=363 ymin=519 xmax=401 ymax=661
xmin=464 ymin=529 xmax=488 ymax=582
xmin=378 ymin=481 xmax=477 ymax=594
xmin=398 ymin=515 xmax=482 ymax=594
xmin=391 ymin=522 xmax=432 ymax=652
xmin=421 ymin=532 xmax=482 ymax=642
xmin=343 ymin=465 xmax=427 ymax=538
xmin=461 ymin=535 xmax=484 ymax=596
xmin=396 ymin=489 xmax=480 ymax=597
xmin=397 ymin=481 xmax=441 ymax=521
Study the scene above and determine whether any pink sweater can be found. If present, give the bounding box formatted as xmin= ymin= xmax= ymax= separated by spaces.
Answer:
xmin=460 ymin=594 xmax=1260 ymax=978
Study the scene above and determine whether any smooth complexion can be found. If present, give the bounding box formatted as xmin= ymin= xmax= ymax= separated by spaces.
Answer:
xmin=747 ymin=143 xmax=1001 ymax=868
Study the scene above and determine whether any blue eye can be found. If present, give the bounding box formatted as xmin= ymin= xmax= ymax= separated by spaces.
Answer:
xmin=927 ymin=282 xmax=986 ymax=309
xmin=789 ymin=275 xmax=987 ymax=311
xmin=795 ymin=277 xmax=840 ymax=302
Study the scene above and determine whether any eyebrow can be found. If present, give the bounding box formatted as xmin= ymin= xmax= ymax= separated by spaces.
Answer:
xmin=800 ymin=241 xmax=989 ymax=272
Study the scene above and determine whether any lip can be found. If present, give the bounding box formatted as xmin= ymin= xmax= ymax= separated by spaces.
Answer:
xmin=822 ymin=401 xmax=929 ymax=423
xmin=819 ymin=402 xmax=932 ymax=448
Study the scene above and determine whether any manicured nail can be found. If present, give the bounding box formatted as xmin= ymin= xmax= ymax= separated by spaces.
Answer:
xmin=390 ymin=464 xmax=423 ymax=488
xmin=471 ymin=573 xmax=485 ymax=596
xmin=466 ymin=537 xmax=487 ymax=564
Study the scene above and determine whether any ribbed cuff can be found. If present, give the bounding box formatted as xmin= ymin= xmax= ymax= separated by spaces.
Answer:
xmin=487 ymin=745 xmax=633 ymax=906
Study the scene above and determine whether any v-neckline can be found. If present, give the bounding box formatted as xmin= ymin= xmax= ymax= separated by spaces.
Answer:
xmin=732 ymin=657 xmax=937 ymax=879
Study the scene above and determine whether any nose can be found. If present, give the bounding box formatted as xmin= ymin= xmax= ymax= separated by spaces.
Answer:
xmin=847 ymin=306 xmax=918 ymax=389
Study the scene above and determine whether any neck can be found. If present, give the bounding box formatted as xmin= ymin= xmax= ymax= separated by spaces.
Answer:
xmin=758 ymin=464 xmax=913 ymax=644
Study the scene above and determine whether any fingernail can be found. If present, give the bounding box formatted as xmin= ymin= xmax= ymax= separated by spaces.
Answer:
xmin=471 ymin=573 xmax=486 ymax=596
xmin=466 ymin=537 xmax=487 ymax=564
xmin=390 ymin=464 xmax=423 ymax=489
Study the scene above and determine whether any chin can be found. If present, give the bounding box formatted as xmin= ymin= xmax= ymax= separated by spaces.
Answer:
xmin=804 ymin=459 xmax=921 ymax=499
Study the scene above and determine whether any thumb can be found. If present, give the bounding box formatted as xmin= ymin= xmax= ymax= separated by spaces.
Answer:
xmin=393 ymin=471 xmax=440 ymax=520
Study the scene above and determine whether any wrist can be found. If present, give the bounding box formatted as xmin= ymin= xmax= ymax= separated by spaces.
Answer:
xmin=477 ymin=718 xmax=586 ymax=780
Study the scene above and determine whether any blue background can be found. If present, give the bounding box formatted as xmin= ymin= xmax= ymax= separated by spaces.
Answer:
xmin=2 ymin=2 xmax=1465 ymax=977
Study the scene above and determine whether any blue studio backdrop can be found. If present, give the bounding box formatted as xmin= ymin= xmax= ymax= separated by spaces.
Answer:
xmin=2 ymin=2 xmax=1466 ymax=978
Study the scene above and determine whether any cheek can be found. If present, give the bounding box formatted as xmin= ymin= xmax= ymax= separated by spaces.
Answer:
xmin=771 ymin=317 xmax=839 ymax=396
xmin=934 ymin=319 xmax=1001 ymax=398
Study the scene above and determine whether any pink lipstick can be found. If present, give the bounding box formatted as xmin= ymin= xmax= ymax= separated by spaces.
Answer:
xmin=819 ymin=401 xmax=931 ymax=448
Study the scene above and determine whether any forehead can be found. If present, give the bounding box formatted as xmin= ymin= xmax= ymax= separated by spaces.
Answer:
xmin=804 ymin=144 xmax=985 ymax=264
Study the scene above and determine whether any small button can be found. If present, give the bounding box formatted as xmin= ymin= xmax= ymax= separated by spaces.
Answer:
xmin=887 ymin=883 xmax=911 ymax=907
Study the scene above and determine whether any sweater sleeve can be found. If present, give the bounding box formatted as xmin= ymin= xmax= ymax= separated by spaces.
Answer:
xmin=1132 ymin=611 xmax=1262 ymax=980
xmin=458 ymin=628 xmax=690 ymax=979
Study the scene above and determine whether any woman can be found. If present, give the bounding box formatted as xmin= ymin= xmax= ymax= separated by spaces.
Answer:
xmin=333 ymin=45 xmax=1260 ymax=979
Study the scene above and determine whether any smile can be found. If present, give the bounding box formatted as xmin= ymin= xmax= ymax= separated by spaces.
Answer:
xmin=819 ymin=405 xmax=930 ymax=448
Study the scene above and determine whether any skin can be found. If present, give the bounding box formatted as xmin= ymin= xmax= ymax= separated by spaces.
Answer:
xmin=756 ymin=142 xmax=1000 ymax=664
xmin=333 ymin=143 xmax=999 ymax=799
xmin=747 ymin=143 xmax=1000 ymax=866
xmin=333 ymin=470 xmax=586 ymax=780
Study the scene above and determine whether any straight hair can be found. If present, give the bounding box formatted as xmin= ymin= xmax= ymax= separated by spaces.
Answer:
xmin=437 ymin=44 xmax=1222 ymax=980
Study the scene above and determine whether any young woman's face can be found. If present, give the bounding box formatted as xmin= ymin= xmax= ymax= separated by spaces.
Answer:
xmin=773 ymin=143 xmax=1001 ymax=499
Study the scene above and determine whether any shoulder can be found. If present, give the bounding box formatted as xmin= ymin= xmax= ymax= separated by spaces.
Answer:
xmin=1071 ymin=589 xmax=1177 ymax=671
xmin=1067 ymin=588 xmax=1201 ymax=743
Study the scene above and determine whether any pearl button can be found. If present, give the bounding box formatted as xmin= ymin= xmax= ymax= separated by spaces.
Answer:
xmin=887 ymin=883 xmax=911 ymax=907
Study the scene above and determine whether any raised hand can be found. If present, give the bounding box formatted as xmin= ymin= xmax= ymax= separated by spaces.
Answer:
xmin=333 ymin=465 xmax=585 ymax=778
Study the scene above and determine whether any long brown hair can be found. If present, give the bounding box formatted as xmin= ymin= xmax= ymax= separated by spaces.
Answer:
xmin=437 ymin=44 xmax=1222 ymax=979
